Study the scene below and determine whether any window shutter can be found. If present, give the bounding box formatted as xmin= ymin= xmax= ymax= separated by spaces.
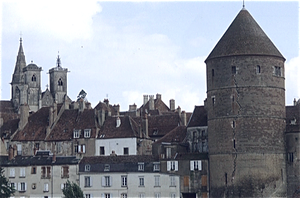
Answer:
xmin=101 ymin=176 xmax=105 ymax=186
xmin=110 ymin=176 xmax=112 ymax=186
xmin=101 ymin=193 xmax=105 ymax=198
xmin=78 ymin=145 xmax=81 ymax=153
xmin=198 ymin=160 xmax=202 ymax=170
xmin=24 ymin=183 xmax=27 ymax=191
xmin=190 ymin=161 xmax=194 ymax=171
xmin=61 ymin=183 xmax=64 ymax=190
xmin=175 ymin=161 xmax=178 ymax=171
xmin=90 ymin=176 xmax=93 ymax=187
xmin=18 ymin=183 xmax=21 ymax=191
xmin=167 ymin=161 xmax=171 ymax=171
xmin=110 ymin=193 xmax=113 ymax=198
xmin=83 ymin=145 xmax=86 ymax=153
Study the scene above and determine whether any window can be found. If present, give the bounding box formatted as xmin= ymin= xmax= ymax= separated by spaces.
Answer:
xmin=85 ymin=194 xmax=91 ymax=198
xmin=166 ymin=147 xmax=171 ymax=159
xmin=102 ymin=176 xmax=111 ymax=187
xmin=170 ymin=193 xmax=176 ymax=198
xmin=32 ymin=74 xmax=36 ymax=82
xmin=77 ymin=144 xmax=86 ymax=153
xmin=155 ymin=193 xmax=161 ymax=198
xmin=231 ymin=120 xmax=236 ymax=128
xmin=190 ymin=160 xmax=202 ymax=171
xmin=139 ymin=177 xmax=144 ymax=187
xmin=19 ymin=168 xmax=25 ymax=177
xmin=61 ymin=183 xmax=66 ymax=190
xmin=256 ymin=65 xmax=261 ymax=74
xmin=62 ymin=166 xmax=69 ymax=178
xmin=212 ymin=69 xmax=215 ymax=77
xmin=10 ymin=182 xmax=16 ymax=190
xmin=139 ymin=193 xmax=145 ymax=198
xmin=84 ymin=129 xmax=91 ymax=138
xmin=85 ymin=176 xmax=92 ymax=187
xmin=100 ymin=146 xmax=105 ymax=155
xmin=288 ymin=152 xmax=294 ymax=162
xmin=104 ymin=194 xmax=110 ymax=198
xmin=121 ymin=176 xmax=127 ymax=187
xmin=9 ymin=168 xmax=15 ymax=178
xmin=104 ymin=164 xmax=110 ymax=171
xmin=138 ymin=163 xmax=144 ymax=171
xmin=123 ymin=147 xmax=129 ymax=155
xmin=167 ymin=161 xmax=178 ymax=171
xmin=73 ymin=130 xmax=80 ymax=138
xmin=35 ymin=143 xmax=39 ymax=150
xmin=232 ymin=66 xmax=236 ymax=74
xmin=274 ymin=66 xmax=282 ymax=77
xmin=121 ymin=193 xmax=127 ymax=198
xmin=170 ymin=176 xmax=176 ymax=187
xmin=41 ymin=166 xmax=51 ymax=179
xmin=18 ymin=182 xmax=27 ymax=191
xmin=58 ymin=78 xmax=63 ymax=86
xmin=153 ymin=162 xmax=160 ymax=171
xmin=85 ymin=165 xmax=90 ymax=172
xmin=211 ymin=96 xmax=216 ymax=106
xmin=154 ymin=176 xmax=160 ymax=187
xmin=44 ymin=183 xmax=49 ymax=192
xmin=57 ymin=142 xmax=62 ymax=153
xmin=17 ymin=144 xmax=22 ymax=155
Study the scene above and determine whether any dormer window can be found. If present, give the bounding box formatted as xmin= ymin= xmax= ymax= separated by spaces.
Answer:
xmin=32 ymin=74 xmax=36 ymax=82
xmin=58 ymin=78 xmax=63 ymax=86
xmin=73 ymin=130 xmax=80 ymax=138
xmin=153 ymin=162 xmax=160 ymax=171
xmin=138 ymin=163 xmax=144 ymax=171
xmin=85 ymin=164 xmax=90 ymax=172
xmin=104 ymin=164 xmax=110 ymax=171
xmin=84 ymin=129 xmax=91 ymax=138
xmin=273 ymin=66 xmax=282 ymax=77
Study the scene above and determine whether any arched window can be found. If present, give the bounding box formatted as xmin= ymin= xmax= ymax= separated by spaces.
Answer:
xmin=32 ymin=74 xmax=36 ymax=82
xmin=58 ymin=78 xmax=63 ymax=86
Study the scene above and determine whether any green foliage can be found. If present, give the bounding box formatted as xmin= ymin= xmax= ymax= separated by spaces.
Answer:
xmin=62 ymin=180 xmax=84 ymax=198
xmin=0 ymin=167 xmax=15 ymax=198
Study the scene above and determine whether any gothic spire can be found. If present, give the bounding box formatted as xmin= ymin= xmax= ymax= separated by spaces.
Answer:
xmin=12 ymin=37 xmax=27 ymax=83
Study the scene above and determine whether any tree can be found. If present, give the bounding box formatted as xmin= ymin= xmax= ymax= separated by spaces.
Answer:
xmin=0 ymin=167 xmax=15 ymax=198
xmin=62 ymin=180 xmax=84 ymax=198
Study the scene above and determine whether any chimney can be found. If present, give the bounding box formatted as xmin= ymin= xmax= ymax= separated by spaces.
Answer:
xmin=294 ymin=98 xmax=297 ymax=106
xmin=170 ymin=99 xmax=175 ymax=111
xmin=156 ymin=93 xmax=162 ymax=100
xmin=149 ymin=95 xmax=154 ymax=110
xmin=98 ymin=109 xmax=106 ymax=126
xmin=113 ymin=104 xmax=120 ymax=115
xmin=116 ymin=117 xmax=121 ymax=128
xmin=143 ymin=95 xmax=149 ymax=105
xmin=129 ymin=103 xmax=137 ymax=111
xmin=8 ymin=145 xmax=14 ymax=160
xmin=104 ymin=99 xmax=109 ymax=107
xmin=142 ymin=114 xmax=149 ymax=138
xmin=86 ymin=102 xmax=92 ymax=109
xmin=110 ymin=150 xmax=117 ymax=156
xmin=53 ymin=102 xmax=57 ymax=121
xmin=79 ymin=98 xmax=85 ymax=112
xmin=19 ymin=103 xmax=29 ymax=130
xmin=177 ymin=106 xmax=181 ymax=117
xmin=181 ymin=111 xmax=187 ymax=126
xmin=64 ymin=95 xmax=70 ymax=110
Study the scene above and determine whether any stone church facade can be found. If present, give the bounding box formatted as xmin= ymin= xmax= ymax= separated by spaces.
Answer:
xmin=10 ymin=38 xmax=69 ymax=113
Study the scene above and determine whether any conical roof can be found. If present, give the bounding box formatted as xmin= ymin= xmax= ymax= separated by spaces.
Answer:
xmin=11 ymin=38 xmax=26 ymax=83
xmin=205 ymin=8 xmax=284 ymax=62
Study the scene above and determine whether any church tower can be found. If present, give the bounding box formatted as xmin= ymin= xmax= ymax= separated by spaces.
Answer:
xmin=49 ymin=55 xmax=68 ymax=104
xmin=205 ymin=8 xmax=287 ymax=197
xmin=11 ymin=38 xmax=42 ymax=112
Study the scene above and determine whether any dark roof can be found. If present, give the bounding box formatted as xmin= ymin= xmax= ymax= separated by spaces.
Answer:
xmin=80 ymin=155 xmax=156 ymax=164
xmin=46 ymin=109 xmax=98 ymax=141
xmin=155 ymin=126 xmax=187 ymax=144
xmin=12 ymin=107 xmax=50 ymax=141
xmin=174 ymin=152 xmax=208 ymax=160
xmin=98 ymin=116 xmax=139 ymax=139
xmin=94 ymin=100 xmax=118 ymax=116
xmin=139 ymin=98 xmax=170 ymax=114
xmin=206 ymin=8 xmax=284 ymax=62
xmin=0 ymin=118 xmax=19 ymax=139
xmin=0 ymin=155 xmax=80 ymax=167
xmin=187 ymin=106 xmax=207 ymax=127
xmin=286 ymin=105 xmax=300 ymax=133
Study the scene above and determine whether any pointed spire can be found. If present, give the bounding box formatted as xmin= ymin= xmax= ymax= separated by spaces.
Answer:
xmin=12 ymin=37 xmax=27 ymax=83
xmin=56 ymin=51 xmax=61 ymax=67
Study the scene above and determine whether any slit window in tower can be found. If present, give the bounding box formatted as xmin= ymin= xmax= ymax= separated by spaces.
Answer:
xmin=32 ymin=75 xmax=36 ymax=82
xmin=256 ymin=65 xmax=261 ymax=74
xmin=233 ymin=139 xmax=236 ymax=149
xmin=211 ymin=96 xmax=215 ymax=106
xmin=58 ymin=78 xmax=63 ymax=86
xmin=225 ymin=173 xmax=227 ymax=185
xmin=212 ymin=69 xmax=215 ymax=77
xmin=232 ymin=120 xmax=236 ymax=128
xmin=232 ymin=66 xmax=236 ymax=74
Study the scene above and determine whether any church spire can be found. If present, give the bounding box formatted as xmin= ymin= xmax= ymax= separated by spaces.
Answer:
xmin=12 ymin=37 xmax=27 ymax=84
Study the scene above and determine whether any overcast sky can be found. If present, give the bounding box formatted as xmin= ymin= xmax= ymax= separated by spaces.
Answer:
xmin=1 ymin=1 xmax=299 ymax=112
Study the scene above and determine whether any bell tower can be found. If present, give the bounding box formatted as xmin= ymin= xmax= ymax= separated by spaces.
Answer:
xmin=49 ymin=55 xmax=68 ymax=104
xmin=206 ymin=8 xmax=287 ymax=197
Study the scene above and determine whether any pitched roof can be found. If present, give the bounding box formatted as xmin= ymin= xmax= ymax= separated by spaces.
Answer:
xmin=98 ymin=116 xmax=139 ymax=139
xmin=154 ymin=125 xmax=187 ymax=144
xmin=139 ymin=98 xmax=170 ymax=114
xmin=187 ymin=106 xmax=207 ymax=127
xmin=206 ymin=8 xmax=284 ymax=62
xmin=46 ymin=109 xmax=98 ymax=141
xmin=94 ymin=100 xmax=119 ymax=116
xmin=147 ymin=114 xmax=181 ymax=137
xmin=12 ymin=107 xmax=50 ymax=141
xmin=0 ymin=101 xmax=19 ymax=122
xmin=0 ymin=118 xmax=19 ymax=139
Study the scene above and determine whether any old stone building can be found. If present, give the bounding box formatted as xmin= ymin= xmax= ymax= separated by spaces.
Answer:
xmin=206 ymin=7 xmax=287 ymax=197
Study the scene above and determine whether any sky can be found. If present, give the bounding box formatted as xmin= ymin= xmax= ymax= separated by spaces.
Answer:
xmin=0 ymin=0 xmax=299 ymax=112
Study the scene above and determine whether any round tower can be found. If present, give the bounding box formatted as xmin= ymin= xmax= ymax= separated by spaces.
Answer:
xmin=206 ymin=8 xmax=287 ymax=197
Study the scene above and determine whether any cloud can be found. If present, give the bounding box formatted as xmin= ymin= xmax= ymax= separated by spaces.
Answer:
xmin=3 ymin=0 xmax=102 ymax=42
xmin=286 ymin=55 xmax=300 ymax=104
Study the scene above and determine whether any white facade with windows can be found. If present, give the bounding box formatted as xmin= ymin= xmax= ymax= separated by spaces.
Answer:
xmin=95 ymin=138 xmax=137 ymax=156
xmin=80 ymin=172 xmax=180 ymax=198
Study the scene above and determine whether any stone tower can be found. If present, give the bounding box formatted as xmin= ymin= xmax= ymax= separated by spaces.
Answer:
xmin=205 ymin=8 xmax=287 ymax=197
xmin=49 ymin=55 xmax=68 ymax=104
xmin=11 ymin=38 xmax=42 ymax=112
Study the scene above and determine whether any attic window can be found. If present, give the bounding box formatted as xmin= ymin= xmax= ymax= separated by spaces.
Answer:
xmin=153 ymin=129 xmax=158 ymax=135
xmin=85 ymin=164 xmax=90 ymax=172
xmin=291 ymin=118 xmax=297 ymax=125
xmin=104 ymin=164 xmax=110 ymax=171
xmin=138 ymin=163 xmax=144 ymax=171
xmin=84 ymin=129 xmax=91 ymax=138
xmin=73 ymin=130 xmax=80 ymax=138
